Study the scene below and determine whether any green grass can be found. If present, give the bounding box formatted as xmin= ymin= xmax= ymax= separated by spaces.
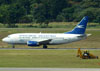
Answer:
xmin=0 ymin=49 xmax=100 ymax=68
xmin=0 ymin=28 xmax=100 ymax=68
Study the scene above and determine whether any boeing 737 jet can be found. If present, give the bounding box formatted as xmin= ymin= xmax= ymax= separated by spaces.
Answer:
xmin=2 ymin=16 xmax=90 ymax=48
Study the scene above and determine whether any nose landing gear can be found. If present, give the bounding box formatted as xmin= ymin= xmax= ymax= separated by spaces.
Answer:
xmin=12 ymin=44 xmax=15 ymax=48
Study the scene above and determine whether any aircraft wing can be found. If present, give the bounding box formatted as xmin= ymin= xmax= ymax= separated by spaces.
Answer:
xmin=38 ymin=39 xmax=52 ymax=44
xmin=31 ymin=39 xmax=52 ymax=45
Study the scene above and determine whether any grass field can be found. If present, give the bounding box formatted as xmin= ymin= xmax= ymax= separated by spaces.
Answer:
xmin=0 ymin=49 xmax=100 ymax=68
xmin=0 ymin=28 xmax=100 ymax=68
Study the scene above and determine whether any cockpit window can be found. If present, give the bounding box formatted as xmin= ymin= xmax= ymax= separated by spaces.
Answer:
xmin=7 ymin=35 xmax=10 ymax=38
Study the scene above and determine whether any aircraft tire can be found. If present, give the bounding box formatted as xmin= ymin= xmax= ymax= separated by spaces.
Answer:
xmin=43 ymin=45 xmax=47 ymax=49
xmin=96 ymin=56 xmax=99 ymax=59
xmin=12 ymin=44 xmax=15 ymax=48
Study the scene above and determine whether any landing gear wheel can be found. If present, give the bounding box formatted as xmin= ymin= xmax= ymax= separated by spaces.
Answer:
xmin=96 ymin=56 xmax=99 ymax=59
xmin=43 ymin=45 xmax=47 ymax=49
xmin=12 ymin=44 xmax=15 ymax=48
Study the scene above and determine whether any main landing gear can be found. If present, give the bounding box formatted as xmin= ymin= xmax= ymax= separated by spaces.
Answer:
xmin=43 ymin=45 xmax=47 ymax=49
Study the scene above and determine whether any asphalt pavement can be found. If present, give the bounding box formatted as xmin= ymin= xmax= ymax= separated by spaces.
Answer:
xmin=0 ymin=48 xmax=100 ymax=50
xmin=0 ymin=68 xmax=100 ymax=71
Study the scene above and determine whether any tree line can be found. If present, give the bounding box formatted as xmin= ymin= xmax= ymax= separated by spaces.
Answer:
xmin=0 ymin=0 xmax=100 ymax=27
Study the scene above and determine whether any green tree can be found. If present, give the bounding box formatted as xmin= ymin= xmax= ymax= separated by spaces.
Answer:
xmin=0 ymin=5 xmax=10 ymax=25
xmin=31 ymin=3 xmax=46 ymax=25
xmin=56 ymin=7 xmax=75 ymax=22
xmin=17 ymin=0 xmax=33 ymax=14
xmin=31 ymin=0 xmax=68 ymax=25
xmin=0 ymin=0 xmax=100 ymax=26
xmin=0 ymin=3 xmax=26 ymax=27
xmin=0 ymin=0 xmax=14 ymax=5
xmin=73 ymin=0 xmax=100 ymax=23
xmin=96 ymin=16 xmax=100 ymax=24
xmin=74 ymin=8 xmax=100 ymax=22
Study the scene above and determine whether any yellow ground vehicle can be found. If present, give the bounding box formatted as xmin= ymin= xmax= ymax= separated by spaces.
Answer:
xmin=77 ymin=48 xmax=98 ymax=59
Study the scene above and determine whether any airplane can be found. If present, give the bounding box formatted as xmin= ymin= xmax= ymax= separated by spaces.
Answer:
xmin=2 ymin=16 xmax=90 ymax=48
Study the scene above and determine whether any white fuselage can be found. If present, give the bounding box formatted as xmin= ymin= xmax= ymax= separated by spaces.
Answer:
xmin=2 ymin=33 xmax=86 ymax=45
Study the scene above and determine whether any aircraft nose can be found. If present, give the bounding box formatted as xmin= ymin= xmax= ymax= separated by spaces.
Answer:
xmin=2 ymin=38 xmax=9 ymax=43
xmin=2 ymin=38 xmax=6 ymax=42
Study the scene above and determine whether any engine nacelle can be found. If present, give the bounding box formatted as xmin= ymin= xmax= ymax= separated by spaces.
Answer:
xmin=27 ymin=41 xmax=39 ymax=46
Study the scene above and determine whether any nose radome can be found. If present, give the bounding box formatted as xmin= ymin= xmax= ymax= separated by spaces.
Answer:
xmin=2 ymin=38 xmax=6 ymax=42
xmin=2 ymin=37 xmax=12 ymax=43
xmin=2 ymin=38 xmax=9 ymax=43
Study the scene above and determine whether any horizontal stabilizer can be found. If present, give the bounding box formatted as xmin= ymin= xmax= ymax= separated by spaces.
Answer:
xmin=86 ymin=34 xmax=92 ymax=37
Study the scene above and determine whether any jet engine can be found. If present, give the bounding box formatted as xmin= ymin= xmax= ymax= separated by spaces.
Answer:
xmin=27 ymin=41 xmax=39 ymax=46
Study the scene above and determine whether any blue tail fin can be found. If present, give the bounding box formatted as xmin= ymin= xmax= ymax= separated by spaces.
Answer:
xmin=65 ymin=16 xmax=88 ymax=34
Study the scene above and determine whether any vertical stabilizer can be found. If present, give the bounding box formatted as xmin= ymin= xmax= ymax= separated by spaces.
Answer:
xmin=65 ymin=16 xmax=88 ymax=34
